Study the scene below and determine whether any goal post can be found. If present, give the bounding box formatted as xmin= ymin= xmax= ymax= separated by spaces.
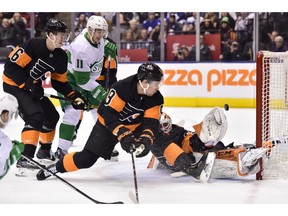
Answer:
xmin=256 ymin=51 xmax=288 ymax=180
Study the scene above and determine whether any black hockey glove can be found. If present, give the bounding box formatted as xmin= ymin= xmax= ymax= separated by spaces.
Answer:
xmin=67 ymin=91 xmax=88 ymax=110
xmin=134 ymin=129 xmax=154 ymax=158
xmin=24 ymin=78 xmax=44 ymax=100
xmin=117 ymin=127 xmax=136 ymax=153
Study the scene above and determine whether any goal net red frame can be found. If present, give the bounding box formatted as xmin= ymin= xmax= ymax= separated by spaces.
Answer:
xmin=256 ymin=51 xmax=288 ymax=180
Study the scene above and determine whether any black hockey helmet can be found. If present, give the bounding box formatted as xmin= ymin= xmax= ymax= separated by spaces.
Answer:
xmin=45 ymin=18 xmax=68 ymax=33
xmin=137 ymin=62 xmax=163 ymax=82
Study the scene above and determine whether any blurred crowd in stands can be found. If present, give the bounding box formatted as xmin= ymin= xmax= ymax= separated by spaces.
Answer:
xmin=1 ymin=12 xmax=288 ymax=62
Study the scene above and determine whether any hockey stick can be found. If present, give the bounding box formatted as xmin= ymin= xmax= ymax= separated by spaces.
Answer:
xmin=44 ymin=93 xmax=74 ymax=102
xmin=44 ymin=93 xmax=96 ymax=109
xmin=130 ymin=146 xmax=139 ymax=204
xmin=105 ymin=55 xmax=111 ymax=90
xmin=21 ymin=155 xmax=124 ymax=204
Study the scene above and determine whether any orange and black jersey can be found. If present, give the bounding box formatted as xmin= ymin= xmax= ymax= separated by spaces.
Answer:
xmin=3 ymin=38 xmax=73 ymax=96
xmin=97 ymin=74 xmax=164 ymax=136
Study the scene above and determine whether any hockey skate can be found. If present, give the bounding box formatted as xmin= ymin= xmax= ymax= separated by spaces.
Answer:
xmin=36 ymin=147 xmax=55 ymax=165
xmin=108 ymin=149 xmax=119 ymax=162
xmin=54 ymin=147 xmax=68 ymax=160
xmin=15 ymin=157 xmax=41 ymax=177
xmin=242 ymin=148 xmax=267 ymax=166
xmin=178 ymin=151 xmax=216 ymax=183
xmin=36 ymin=163 xmax=57 ymax=180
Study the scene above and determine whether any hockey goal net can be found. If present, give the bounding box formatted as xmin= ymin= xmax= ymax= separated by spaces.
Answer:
xmin=256 ymin=51 xmax=288 ymax=180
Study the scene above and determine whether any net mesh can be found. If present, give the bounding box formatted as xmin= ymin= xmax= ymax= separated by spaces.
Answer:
xmin=260 ymin=51 xmax=288 ymax=179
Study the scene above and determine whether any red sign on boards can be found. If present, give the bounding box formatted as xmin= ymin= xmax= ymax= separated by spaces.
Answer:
xmin=119 ymin=49 xmax=148 ymax=62
xmin=166 ymin=34 xmax=221 ymax=61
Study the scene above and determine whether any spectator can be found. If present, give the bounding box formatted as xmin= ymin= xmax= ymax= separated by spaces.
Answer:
xmin=127 ymin=19 xmax=141 ymax=41
xmin=121 ymin=29 xmax=135 ymax=49
xmin=138 ymin=28 xmax=152 ymax=43
xmin=0 ymin=18 xmax=18 ymax=48
xmin=222 ymin=41 xmax=244 ymax=61
xmin=142 ymin=12 xmax=160 ymax=34
xmin=190 ymin=34 xmax=211 ymax=61
xmin=182 ymin=21 xmax=195 ymax=34
xmin=220 ymin=12 xmax=236 ymax=29
xmin=9 ymin=12 xmax=30 ymax=44
xmin=200 ymin=18 xmax=217 ymax=34
xmin=266 ymin=30 xmax=279 ymax=51
xmin=174 ymin=46 xmax=192 ymax=61
xmin=74 ymin=13 xmax=87 ymax=36
xmin=219 ymin=16 xmax=236 ymax=58
xmin=272 ymin=35 xmax=288 ymax=52
xmin=150 ymin=24 xmax=161 ymax=44
xmin=106 ymin=19 xmax=119 ymax=43
xmin=0 ymin=12 xmax=4 ymax=25
xmin=166 ymin=13 xmax=182 ymax=35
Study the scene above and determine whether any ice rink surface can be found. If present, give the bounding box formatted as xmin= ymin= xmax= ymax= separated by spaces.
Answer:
xmin=1 ymin=106 xmax=287 ymax=215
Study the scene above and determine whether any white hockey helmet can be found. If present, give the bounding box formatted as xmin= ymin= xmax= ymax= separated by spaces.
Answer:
xmin=159 ymin=112 xmax=172 ymax=133
xmin=87 ymin=15 xmax=108 ymax=38
xmin=0 ymin=92 xmax=18 ymax=128
xmin=193 ymin=107 xmax=228 ymax=146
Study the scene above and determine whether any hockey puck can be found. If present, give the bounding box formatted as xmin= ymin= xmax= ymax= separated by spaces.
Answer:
xmin=224 ymin=104 xmax=229 ymax=111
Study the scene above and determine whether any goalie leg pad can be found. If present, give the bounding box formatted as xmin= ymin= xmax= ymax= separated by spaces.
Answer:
xmin=199 ymin=152 xmax=216 ymax=183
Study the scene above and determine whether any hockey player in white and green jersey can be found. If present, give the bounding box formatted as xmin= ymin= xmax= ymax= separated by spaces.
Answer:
xmin=55 ymin=15 xmax=116 ymax=159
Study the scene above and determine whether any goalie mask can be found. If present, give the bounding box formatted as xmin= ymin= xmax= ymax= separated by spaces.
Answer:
xmin=0 ymin=93 xmax=18 ymax=128
xmin=193 ymin=107 xmax=228 ymax=146
xmin=87 ymin=15 xmax=108 ymax=39
xmin=159 ymin=112 xmax=172 ymax=133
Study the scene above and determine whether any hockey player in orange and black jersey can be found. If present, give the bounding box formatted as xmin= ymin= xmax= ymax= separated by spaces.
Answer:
xmin=2 ymin=18 xmax=87 ymax=175
xmin=36 ymin=62 xmax=164 ymax=180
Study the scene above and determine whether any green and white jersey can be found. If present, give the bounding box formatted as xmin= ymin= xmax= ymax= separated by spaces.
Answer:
xmin=67 ymin=28 xmax=104 ymax=91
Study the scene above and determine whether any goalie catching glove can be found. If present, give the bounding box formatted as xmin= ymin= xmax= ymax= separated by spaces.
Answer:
xmin=134 ymin=129 xmax=154 ymax=158
xmin=66 ymin=91 xmax=88 ymax=110
xmin=116 ymin=126 xmax=137 ymax=153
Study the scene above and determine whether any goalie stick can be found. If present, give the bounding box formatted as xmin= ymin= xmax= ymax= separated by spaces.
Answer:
xmin=21 ymin=155 xmax=124 ymax=204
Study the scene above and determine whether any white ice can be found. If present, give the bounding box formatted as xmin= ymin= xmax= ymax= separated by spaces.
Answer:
xmin=1 ymin=107 xmax=287 ymax=215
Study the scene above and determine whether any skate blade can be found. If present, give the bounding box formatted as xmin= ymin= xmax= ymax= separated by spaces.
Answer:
xmin=171 ymin=171 xmax=187 ymax=178
xmin=107 ymin=156 xmax=119 ymax=162
xmin=15 ymin=168 xmax=38 ymax=177
xmin=37 ymin=159 xmax=56 ymax=166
